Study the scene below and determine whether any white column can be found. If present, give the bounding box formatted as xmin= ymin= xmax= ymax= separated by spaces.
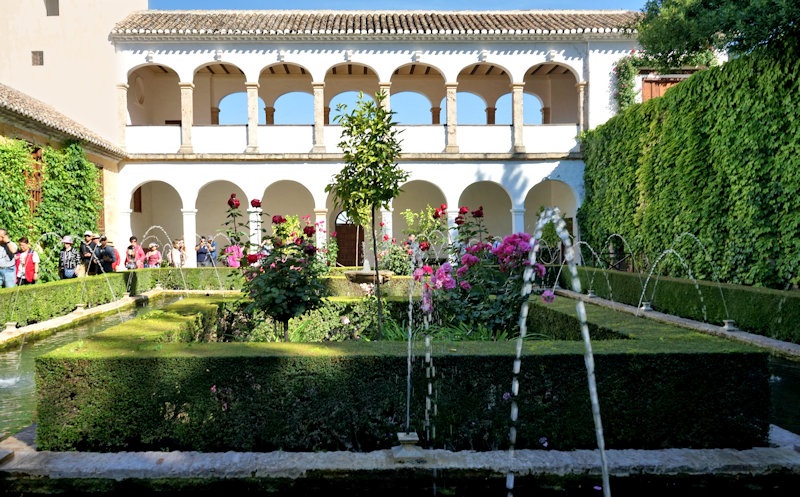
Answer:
xmin=446 ymin=208 xmax=459 ymax=247
xmin=511 ymin=83 xmax=526 ymax=153
xmin=116 ymin=84 xmax=128 ymax=149
xmin=378 ymin=82 xmax=391 ymax=111
xmin=247 ymin=207 xmax=263 ymax=253
xmin=444 ymin=83 xmax=459 ymax=153
xmin=511 ymin=207 xmax=525 ymax=235
xmin=178 ymin=82 xmax=194 ymax=154
xmin=117 ymin=209 xmax=133 ymax=250
xmin=576 ymin=82 xmax=587 ymax=134
xmin=181 ymin=208 xmax=198 ymax=268
xmin=312 ymin=82 xmax=326 ymax=153
xmin=314 ymin=208 xmax=328 ymax=248
xmin=245 ymin=82 xmax=260 ymax=153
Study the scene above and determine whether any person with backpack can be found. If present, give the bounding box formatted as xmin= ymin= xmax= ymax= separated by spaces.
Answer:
xmin=58 ymin=235 xmax=80 ymax=279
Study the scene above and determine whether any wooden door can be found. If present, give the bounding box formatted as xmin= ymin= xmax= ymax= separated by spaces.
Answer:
xmin=336 ymin=224 xmax=363 ymax=267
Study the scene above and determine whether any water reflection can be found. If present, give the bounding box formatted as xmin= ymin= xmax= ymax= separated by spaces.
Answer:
xmin=0 ymin=296 xmax=183 ymax=439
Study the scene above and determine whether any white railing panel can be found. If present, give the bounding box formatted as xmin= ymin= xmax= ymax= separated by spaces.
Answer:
xmin=258 ymin=126 xmax=314 ymax=153
xmin=125 ymin=126 xmax=181 ymax=154
xmin=523 ymin=125 xmax=581 ymax=154
xmin=458 ymin=126 xmax=513 ymax=153
xmin=397 ymin=126 xmax=446 ymax=153
xmin=192 ymin=125 xmax=247 ymax=154
xmin=323 ymin=126 xmax=344 ymax=153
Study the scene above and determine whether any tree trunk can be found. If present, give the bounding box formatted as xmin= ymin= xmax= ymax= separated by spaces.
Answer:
xmin=281 ymin=319 xmax=289 ymax=342
xmin=371 ymin=205 xmax=384 ymax=340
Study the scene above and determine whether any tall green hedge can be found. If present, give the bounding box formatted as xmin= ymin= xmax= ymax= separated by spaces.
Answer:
xmin=578 ymin=37 xmax=800 ymax=289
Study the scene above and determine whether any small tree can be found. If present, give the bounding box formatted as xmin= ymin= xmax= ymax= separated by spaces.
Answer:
xmin=325 ymin=91 xmax=408 ymax=339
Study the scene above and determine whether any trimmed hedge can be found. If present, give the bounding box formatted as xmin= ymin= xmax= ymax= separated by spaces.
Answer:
xmin=34 ymin=296 xmax=770 ymax=453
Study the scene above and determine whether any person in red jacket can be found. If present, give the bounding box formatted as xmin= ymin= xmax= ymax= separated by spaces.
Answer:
xmin=14 ymin=237 xmax=40 ymax=285
xmin=108 ymin=241 xmax=121 ymax=272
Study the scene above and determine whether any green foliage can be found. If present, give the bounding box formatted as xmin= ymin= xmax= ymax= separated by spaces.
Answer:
xmin=0 ymin=138 xmax=34 ymax=235
xmin=35 ymin=143 xmax=102 ymax=240
xmin=635 ymin=0 xmax=800 ymax=68
xmin=579 ymin=36 xmax=800 ymax=289
xmin=325 ymin=91 xmax=407 ymax=227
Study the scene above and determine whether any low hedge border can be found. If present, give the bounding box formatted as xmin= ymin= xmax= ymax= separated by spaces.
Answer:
xmin=558 ymin=266 xmax=800 ymax=344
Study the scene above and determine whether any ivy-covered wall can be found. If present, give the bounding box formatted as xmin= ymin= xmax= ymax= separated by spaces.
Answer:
xmin=578 ymin=37 xmax=800 ymax=289
xmin=0 ymin=138 xmax=103 ymax=282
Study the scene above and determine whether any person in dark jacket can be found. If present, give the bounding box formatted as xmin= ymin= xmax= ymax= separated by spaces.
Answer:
xmin=93 ymin=235 xmax=116 ymax=274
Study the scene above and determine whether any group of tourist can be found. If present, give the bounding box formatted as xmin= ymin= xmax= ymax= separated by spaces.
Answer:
xmin=0 ymin=227 xmax=235 ymax=289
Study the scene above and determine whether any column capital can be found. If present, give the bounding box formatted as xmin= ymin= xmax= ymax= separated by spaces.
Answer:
xmin=181 ymin=209 xmax=198 ymax=215
xmin=511 ymin=82 xmax=526 ymax=90
xmin=178 ymin=82 xmax=195 ymax=90
xmin=312 ymin=82 xmax=325 ymax=90
xmin=575 ymin=81 xmax=588 ymax=90
xmin=245 ymin=81 xmax=260 ymax=90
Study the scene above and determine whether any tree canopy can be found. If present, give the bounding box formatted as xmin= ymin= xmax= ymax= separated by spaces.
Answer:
xmin=635 ymin=0 xmax=800 ymax=68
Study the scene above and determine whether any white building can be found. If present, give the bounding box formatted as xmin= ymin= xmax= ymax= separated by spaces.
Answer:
xmin=0 ymin=1 xmax=640 ymax=266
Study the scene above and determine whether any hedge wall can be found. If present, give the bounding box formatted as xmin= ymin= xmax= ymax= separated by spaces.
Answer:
xmin=578 ymin=36 xmax=800 ymax=289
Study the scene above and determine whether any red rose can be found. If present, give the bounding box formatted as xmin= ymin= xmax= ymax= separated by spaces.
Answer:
xmin=455 ymin=215 xmax=465 ymax=225
xmin=459 ymin=206 xmax=469 ymax=215
xmin=246 ymin=253 xmax=260 ymax=264
xmin=227 ymin=194 xmax=240 ymax=209
xmin=440 ymin=203 xmax=447 ymax=211
xmin=272 ymin=215 xmax=287 ymax=224
xmin=471 ymin=205 xmax=484 ymax=218
xmin=303 ymin=225 xmax=316 ymax=237
xmin=250 ymin=198 xmax=262 ymax=208
xmin=420 ymin=241 xmax=430 ymax=251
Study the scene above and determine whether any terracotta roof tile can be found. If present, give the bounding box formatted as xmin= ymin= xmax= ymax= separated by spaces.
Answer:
xmin=0 ymin=83 xmax=125 ymax=158
xmin=112 ymin=10 xmax=639 ymax=39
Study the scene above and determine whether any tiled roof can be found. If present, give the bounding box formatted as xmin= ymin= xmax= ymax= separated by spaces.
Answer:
xmin=112 ymin=10 xmax=640 ymax=40
xmin=0 ymin=83 xmax=125 ymax=158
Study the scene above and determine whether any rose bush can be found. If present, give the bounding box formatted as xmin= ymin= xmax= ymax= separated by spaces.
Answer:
xmin=221 ymin=197 xmax=328 ymax=341
xmin=413 ymin=205 xmax=553 ymax=339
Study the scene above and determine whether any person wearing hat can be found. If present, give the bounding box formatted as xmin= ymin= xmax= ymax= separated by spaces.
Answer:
xmin=93 ymin=235 xmax=116 ymax=274
xmin=145 ymin=241 xmax=162 ymax=268
xmin=78 ymin=230 xmax=96 ymax=277
xmin=86 ymin=233 xmax=103 ymax=275
xmin=58 ymin=235 xmax=80 ymax=279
